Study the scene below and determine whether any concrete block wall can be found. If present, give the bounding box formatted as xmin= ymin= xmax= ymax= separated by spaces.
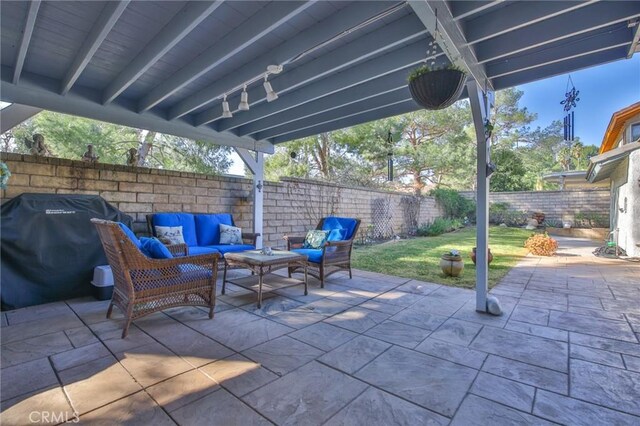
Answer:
xmin=460 ymin=189 xmax=610 ymax=224
xmin=0 ymin=153 xmax=442 ymax=247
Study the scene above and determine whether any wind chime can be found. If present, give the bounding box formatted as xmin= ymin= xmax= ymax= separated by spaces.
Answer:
xmin=386 ymin=130 xmax=394 ymax=181
xmin=561 ymin=75 xmax=580 ymax=141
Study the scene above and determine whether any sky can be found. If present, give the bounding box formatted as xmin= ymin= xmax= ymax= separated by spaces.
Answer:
xmin=517 ymin=54 xmax=640 ymax=148
xmin=229 ymin=54 xmax=640 ymax=175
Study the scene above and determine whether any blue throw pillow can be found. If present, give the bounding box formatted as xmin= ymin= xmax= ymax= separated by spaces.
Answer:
xmin=118 ymin=222 xmax=141 ymax=249
xmin=140 ymin=237 xmax=174 ymax=259
xmin=327 ymin=228 xmax=346 ymax=241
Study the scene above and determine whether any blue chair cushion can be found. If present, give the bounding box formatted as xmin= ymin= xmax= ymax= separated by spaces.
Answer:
xmin=118 ymin=222 xmax=141 ymax=249
xmin=139 ymin=237 xmax=173 ymax=259
xmin=327 ymin=228 xmax=347 ymax=241
xmin=206 ymin=244 xmax=255 ymax=257
xmin=187 ymin=246 xmax=221 ymax=256
xmin=195 ymin=214 xmax=234 ymax=246
xmin=152 ymin=213 xmax=198 ymax=247
xmin=291 ymin=248 xmax=323 ymax=263
xmin=322 ymin=217 xmax=357 ymax=240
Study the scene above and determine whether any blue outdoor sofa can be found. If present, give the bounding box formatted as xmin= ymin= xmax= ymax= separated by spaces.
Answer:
xmin=146 ymin=213 xmax=259 ymax=257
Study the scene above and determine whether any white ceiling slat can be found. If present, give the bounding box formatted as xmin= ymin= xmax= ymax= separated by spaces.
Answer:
xmin=102 ymin=0 xmax=224 ymax=104
xmin=60 ymin=1 xmax=130 ymax=95
xmin=166 ymin=1 xmax=392 ymax=120
xmin=12 ymin=0 xmax=41 ymax=84
xmin=137 ymin=1 xmax=317 ymax=113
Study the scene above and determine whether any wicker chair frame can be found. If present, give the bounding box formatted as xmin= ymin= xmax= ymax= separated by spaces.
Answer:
xmin=91 ymin=219 xmax=219 ymax=338
xmin=286 ymin=218 xmax=361 ymax=287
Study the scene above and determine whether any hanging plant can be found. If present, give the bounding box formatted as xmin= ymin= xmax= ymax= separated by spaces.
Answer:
xmin=0 ymin=162 xmax=11 ymax=190
xmin=408 ymin=64 xmax=467 ymax=110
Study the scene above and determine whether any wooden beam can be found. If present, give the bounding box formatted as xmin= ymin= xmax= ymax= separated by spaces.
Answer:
xmin=166 ymin=1 xmax=393 ymax=120
xmin=60 ymin=1 xmax=130 ymax=95
xmin=102 ymin=0 xmax=223 ymax=104
xmin=0 ymin=103 xmax=42 ymax=133
xmin=628 ymin=20 xmax=640 ymax=59
xmin=467 ymin=78 xmax=493 ymax=313
xmin=409 ymin=0 xmax=493 ymax=91
xmin=1 ymin=72 xmax=274 ymax=153
xmin=137 ymin=1 xmax=315 ymax=113
xmin=13 ymin=0 xmax=41 ymax=85
xmin=210 ymin=38 xmax=429 ymax=131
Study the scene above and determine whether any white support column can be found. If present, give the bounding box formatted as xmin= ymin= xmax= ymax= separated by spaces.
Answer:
xmin=235 ymin=147 xmax=264 ymax=249
xmin=253 ymin=152 xmax=264 ymax=249
xmin=467 ymin=79 xmax=493 ymax=313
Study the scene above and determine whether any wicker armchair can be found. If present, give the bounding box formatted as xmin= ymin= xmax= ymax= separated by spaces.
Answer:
xmin=286 ymin=217 xmax=361 ymax=287
xmin=91 ymin=219 xmax=219 ymax=338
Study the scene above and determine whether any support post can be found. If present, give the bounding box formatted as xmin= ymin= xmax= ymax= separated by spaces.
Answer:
xmin=235 ymin=148 xmax=264 ymax=249
xmin=467 ymin=79 xmax=493 ymax=313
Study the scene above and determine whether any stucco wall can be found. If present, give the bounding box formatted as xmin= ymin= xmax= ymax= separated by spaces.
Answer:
xmin=610 ymin=150 xmax=640 ymax=257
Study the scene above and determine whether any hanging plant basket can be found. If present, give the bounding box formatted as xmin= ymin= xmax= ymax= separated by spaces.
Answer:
xmin=408 ymin=68 xmax=467 ymax=110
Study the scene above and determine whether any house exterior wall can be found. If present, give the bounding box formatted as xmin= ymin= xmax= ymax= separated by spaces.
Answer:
xmin=610 ymin=150 xmax=640 ymax=257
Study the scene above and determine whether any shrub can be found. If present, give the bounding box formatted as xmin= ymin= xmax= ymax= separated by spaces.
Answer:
xmin=524 ymin=233 xmax=558 ymax=256
xmin=574 ymin=212 xmax=609 ymax=229
xmin=417 ymin=218 xmax=463 ymax=236
xmin=430 ymin=188 xmax=476 ymax=221
xmin=489 ymin=202 xmax=510 ymax=224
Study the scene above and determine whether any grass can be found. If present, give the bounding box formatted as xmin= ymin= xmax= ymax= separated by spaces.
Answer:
xmin=352 ymin=226 xmax=531 ymax=289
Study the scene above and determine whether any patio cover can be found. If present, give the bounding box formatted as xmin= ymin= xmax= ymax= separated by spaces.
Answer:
xmin=1 ymin=0 xmax=639 ymax=312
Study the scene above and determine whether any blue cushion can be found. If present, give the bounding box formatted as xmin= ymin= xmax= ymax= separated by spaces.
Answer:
xmin=152 ymin=213 xmax=198 ymax=247
xmin=322 ymin=217 xmax=357 ymax=240
xmin=139 ymin=237 xmax=174 ymax=259
xmin=195 ymin=214 xmax=234 ymax=246
xmin=206 ymin=244 xmax=255 ymax=257
xmin=291 ymin=248 xmax=323 ymax=263
xmin=327 ymin=228 xmax=347 ymax=241
xmin=118 ymin=222 xmax=141 ymax=249
xmin=187 ymin=246 xmax=221 ymax=256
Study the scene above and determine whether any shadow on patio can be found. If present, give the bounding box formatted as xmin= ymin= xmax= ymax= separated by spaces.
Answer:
xmin=2 ymin=237 xmax=640 ymax=425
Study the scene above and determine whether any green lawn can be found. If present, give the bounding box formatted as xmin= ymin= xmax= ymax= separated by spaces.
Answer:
xmin=352 ymin=226 xmax=531 ymax=289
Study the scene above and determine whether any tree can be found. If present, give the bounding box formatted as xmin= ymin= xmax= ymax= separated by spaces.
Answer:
xmin=557 ymin=146 xmax=572 ymax=171
xmin=570 ymin=141 xmax=584 ymax=170
xmin=489 ymin=148 xmax=529 ymax=191
xmin=490 ymin=88 xmax=537 ymax=149
xmin=4 ymin=111 xmax=231 ymax=174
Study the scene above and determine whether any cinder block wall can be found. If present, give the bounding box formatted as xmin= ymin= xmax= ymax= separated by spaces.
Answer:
xmin=0 ymin=153 xmax=442 ymax=247
xmin=460 ymin=189 xmax=610 ymax=224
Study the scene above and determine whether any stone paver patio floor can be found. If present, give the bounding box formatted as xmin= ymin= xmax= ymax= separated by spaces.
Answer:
xmin=2 ymin=237 xmax=639 ymax=425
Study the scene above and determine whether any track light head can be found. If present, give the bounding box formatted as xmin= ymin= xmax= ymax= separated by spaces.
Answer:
xmin=263 ymin=76 xmax=278 ymax=102
xmin=222 ymin=95 xmax=233 ymax=118
xmin=238 ymin=86 xmax=250 ymax=111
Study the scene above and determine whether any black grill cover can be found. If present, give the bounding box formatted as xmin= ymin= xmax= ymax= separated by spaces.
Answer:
xmin=1 ymin=193 xmax=132 ymax=310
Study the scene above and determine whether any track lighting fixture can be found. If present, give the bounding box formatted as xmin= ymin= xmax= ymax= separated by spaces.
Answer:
xmin=263 ymin=75 xmax=278 ymax=102
xmin=222 ymin=95 xmax=232 ymax=118
xmin=238 ymin=85 xmax=250 ymax=111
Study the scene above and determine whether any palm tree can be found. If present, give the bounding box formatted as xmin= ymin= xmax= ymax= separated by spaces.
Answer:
xmin=557 ymin=147 xmax=572 ymax=171
xmin=571 ymin=141 xmax=584 ymax=170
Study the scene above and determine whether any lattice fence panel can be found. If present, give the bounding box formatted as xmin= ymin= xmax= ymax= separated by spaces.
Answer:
xmin=371 ymin=197 xmax=393 ymax=239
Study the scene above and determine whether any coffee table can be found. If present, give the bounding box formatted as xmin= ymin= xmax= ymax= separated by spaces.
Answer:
xmin=222 ymin=250 xmax=308 ymax=308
